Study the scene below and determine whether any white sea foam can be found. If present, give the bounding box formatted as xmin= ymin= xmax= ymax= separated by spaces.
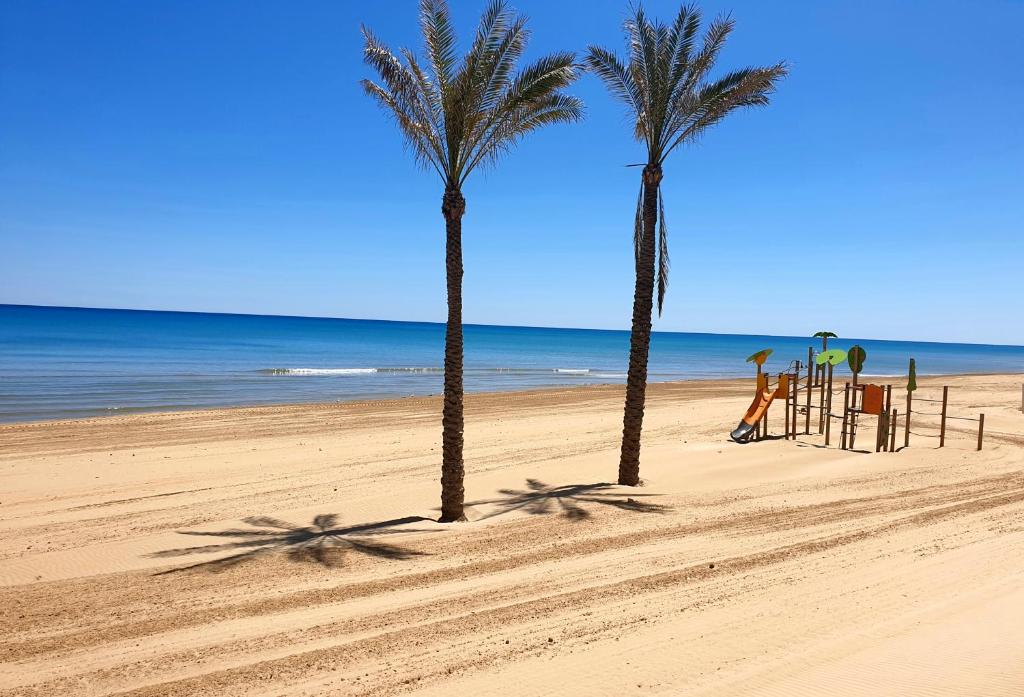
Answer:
xmin=263 ymin=367 xmax=444 ymax=376
xmin=267 ymin=368 xmax=378 ymax=376
xmin=262 ymin=366 xmax=627 ymax=379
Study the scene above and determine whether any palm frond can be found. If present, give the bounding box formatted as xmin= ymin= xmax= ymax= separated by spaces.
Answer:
xmin=400 ymin=47 xmax=444 ymax=138
xmin=584 ymin=46 xmax=641 ymax=113
xmin=420 ymin=0 xmax=458 ymax=93
xmin=454 ymin=8 xmax=530 ymax=178
xmin=633 ymin=180 xmax=644 ymax=269
xmin=459 ymin=52 xmax=581 ymax=182
xmin=479 ymin=16 xmax=528 ymax=111
xmin=360 ymin=80 xmax=446 ymax=181
xmin=665 ymin=62 xmax=787 ymax=157
xmin=361 ymin=26 xmax=448 ymax=178
xmin=656 ymin=187 xmax=670 ymax=315
xmin=678 ymin=13 xmax=734 ymax=98
xmin=444 ymin=0 xmax=512 ymax=174
xmin=667 ymin=4 xmax=701 ymax=88
xmin=363 ymin=2 xmax=582 ymax=189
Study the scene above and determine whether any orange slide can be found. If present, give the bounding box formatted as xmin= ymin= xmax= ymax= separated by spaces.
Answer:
xmin=730 ymin=373 xmax=789 ymax=443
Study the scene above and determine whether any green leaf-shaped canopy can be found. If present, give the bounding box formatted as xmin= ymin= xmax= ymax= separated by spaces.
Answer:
xmin=848 ymin=345 xmax=866 ymax=373
xmin=816 ymin=348 xmax=847 ymax=366
xmin=745 ymin=348 xmax=773 ymax=366
xmin=813 ymin=331 xmax=837 ymax=339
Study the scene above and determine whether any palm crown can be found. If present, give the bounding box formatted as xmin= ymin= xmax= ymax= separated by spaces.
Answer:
xmin=361 ymin=0 xmax=584 ymax=191
xmin=587 ymin=5 xmax=786 ymax=165
xmin=587 ymin=5 xmax=787 ymax=310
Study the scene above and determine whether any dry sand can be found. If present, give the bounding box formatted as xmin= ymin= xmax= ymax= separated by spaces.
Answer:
xmin=1 ymin=373 xmax=1023 ymax=696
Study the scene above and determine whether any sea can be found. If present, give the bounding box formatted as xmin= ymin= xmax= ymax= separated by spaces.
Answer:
xmin=2 ymin=304 xmax=1023 ymax=424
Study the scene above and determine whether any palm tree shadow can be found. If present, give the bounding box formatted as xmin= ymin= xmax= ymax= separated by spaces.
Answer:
xmin=467 ymin=479 xmax=670 ymax=521
xmin=149 ymin=514 xmax=434 ymax=575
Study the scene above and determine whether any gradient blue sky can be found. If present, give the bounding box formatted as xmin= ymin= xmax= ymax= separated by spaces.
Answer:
xmin=2 ymin=0 xmax=1022 ymax=344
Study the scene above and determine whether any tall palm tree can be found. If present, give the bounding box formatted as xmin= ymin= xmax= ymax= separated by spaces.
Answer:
xmin=587 ymin=5 xmax=786 ymax=485
xmin=362 ymin=0 xmax=583 ymax=521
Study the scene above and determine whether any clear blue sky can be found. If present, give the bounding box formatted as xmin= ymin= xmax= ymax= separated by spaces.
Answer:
xmin=2 ymin=1 xmax=1022 ymax=344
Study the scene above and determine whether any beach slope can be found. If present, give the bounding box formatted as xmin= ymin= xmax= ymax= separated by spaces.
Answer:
xmin=1 ymin=374 xmax=1023 ymax=696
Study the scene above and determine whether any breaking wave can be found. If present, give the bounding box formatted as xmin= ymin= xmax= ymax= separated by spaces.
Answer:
xmin=259 ymin=367 xmax=626 ymax=378
xmin=260 ymin=367 xmax=441 ymax=376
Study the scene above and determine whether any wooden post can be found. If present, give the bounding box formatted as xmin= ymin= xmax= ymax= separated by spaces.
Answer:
xmin=875 ymin=411 xmax=884 ymax=452
xmin=847 ymin=386 xmax=856 ymax=450
xmin=977 ymin=413 xmax=985 ymax=451
xmin=818 ymin=362 xmax=827 ymax=433
xmin=904 ymin=389 xmax=913 ymax=449
xmin=792 ymin=372 xmax=799 ymax=440
xmin=841 ymin=382 xmax=851 ymax=450
xmin=805 ymin=348 xmax=813 ymax=434
xmin=880 ymin=386 xmax=888 ymax=450
xmin=824 ymin=363 xmax=835 ymax=445
xmin=790 ymin=372 xmax=798 ymax=438
xmin=783 ymin=373 xmax=790 ymax=440
xmin=939 ymin=386 xmax=949 ymax=448
xmin=890 ymin=408 xmax=898 ymax=452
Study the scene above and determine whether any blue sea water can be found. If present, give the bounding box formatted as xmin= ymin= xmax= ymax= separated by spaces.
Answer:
xmin=1 ymin=304 xmax=1023 ymax=423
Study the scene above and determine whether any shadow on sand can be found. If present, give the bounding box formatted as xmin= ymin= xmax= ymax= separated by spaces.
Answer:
xmin=466 ymin=479 xmax=670 ymax=521
xmin=149 ymin=514 xmax=433 ymax=574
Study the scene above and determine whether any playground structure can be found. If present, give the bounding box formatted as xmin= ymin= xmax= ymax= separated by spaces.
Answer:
xmin=729 ymin=335 xmax=987 ymax=452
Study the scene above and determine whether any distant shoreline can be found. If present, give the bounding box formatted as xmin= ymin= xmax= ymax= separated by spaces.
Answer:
xmin=2 ymin=371 xmax=1020 ymax=429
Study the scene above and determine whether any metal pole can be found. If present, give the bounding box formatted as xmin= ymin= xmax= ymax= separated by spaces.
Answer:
xmin=939 ymin=386 xmax=949 ymax=448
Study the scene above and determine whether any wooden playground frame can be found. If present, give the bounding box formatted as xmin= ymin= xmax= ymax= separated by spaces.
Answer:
xmin=742 ymin=349 xmax=987 ymax=452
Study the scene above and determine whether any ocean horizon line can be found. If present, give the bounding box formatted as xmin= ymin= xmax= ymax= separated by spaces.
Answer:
xmin=3 ymin=303 xmax=1021 ymax=350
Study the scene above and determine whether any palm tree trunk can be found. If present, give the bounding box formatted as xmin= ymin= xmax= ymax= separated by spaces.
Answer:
xmin=439 ymin=187 xmax=467 ymax=522
xmin=619 ymin=164 xmax=662 ymax=486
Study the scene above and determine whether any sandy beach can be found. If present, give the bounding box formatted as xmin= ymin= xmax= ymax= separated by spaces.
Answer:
xmin=1 ymin=373 xmax=1023 ymax=696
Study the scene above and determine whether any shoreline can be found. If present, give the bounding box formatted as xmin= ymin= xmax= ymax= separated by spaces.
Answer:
xmin=2 ymin=370 xmax=1020 ymax=430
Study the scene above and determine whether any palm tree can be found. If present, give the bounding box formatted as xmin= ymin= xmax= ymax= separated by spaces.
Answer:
xmin=587 ymin=5 xmax=786 ymax=485
xmin=813 ymin=331 xmax=837 ymax=353
xmin=362 ymin=0 xmax=583 ymax=521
